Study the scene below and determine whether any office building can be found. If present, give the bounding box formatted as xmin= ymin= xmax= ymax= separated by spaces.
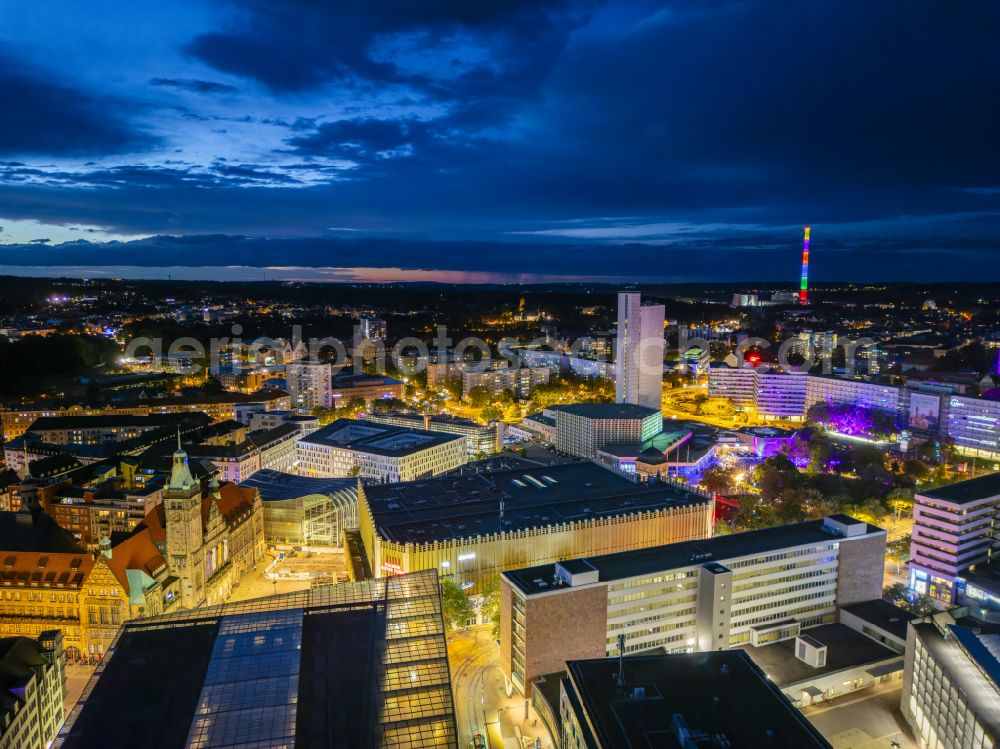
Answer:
xmin=615 ymin=292 xmax=665 ymax=410
xmin=357 ymin=461 xmax=712 ymax=592
xmin=909 ymin=473 xmax=1000 ymax=604
xmin=55 ymin=570 xmax=458 ymax=749
xmin=0 ymin=631 xmax=65 ymax=749
xmin=902 ymin=615 xmax=1000 ymax=749
xmin=297 ymin=419 xmax=466 ymax=482
xmin=240 ymin=469 xmax=358 ymax=549
xmin=330 ymin=373 xmax=403 ymax=404
xmin=366 ymin=412 xmax=504 ymax=457
xmin=556 ymin=652 xmax=830 ymax=749
xmin=187 ymin=423 xmax=300 ymax=483
xmin=500 ymin=515 xmax=885 ymax=695
xmin=286 ymin=361 xmax=332 ymax=411
xmin=944 ymin=393 xmax=1000 ymax=461
xmin=549 ymin=403 xmax=662 ymax=459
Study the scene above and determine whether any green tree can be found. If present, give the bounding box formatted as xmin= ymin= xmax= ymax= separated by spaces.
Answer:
xmin=699 ymin=465 xmax=734 ymax=495
xmin=467 ymin=385 xmax=492 ymax=408
xmin=480 ymin=576 xmax=501 ymax=640
xmin=440 ymin=577 xmax=475 ymax=630
xmin=481 ymin=404 xmax=504 ymax=422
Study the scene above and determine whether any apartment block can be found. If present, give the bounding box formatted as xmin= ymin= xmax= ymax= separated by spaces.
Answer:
xmin=286 ymin=361 xmax=332 ymax=410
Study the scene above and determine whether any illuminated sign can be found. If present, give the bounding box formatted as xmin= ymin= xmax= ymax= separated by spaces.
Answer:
xmin=381 ymin=562 xmax=402 ymax=576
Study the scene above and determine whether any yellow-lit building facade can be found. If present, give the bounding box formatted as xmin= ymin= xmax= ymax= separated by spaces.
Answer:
xmin=356 ymin=478 xmax=713 ymax=592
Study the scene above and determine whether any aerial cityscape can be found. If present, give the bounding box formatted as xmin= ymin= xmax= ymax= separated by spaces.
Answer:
xmin=1 ymin=2 xmax=999 ymax=749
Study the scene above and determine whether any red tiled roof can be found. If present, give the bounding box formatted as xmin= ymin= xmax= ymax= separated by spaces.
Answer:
xmin=106 ymin=528 xmax=166 ymax=594
xmin=0 ymin=551 xmax=92 ymax=588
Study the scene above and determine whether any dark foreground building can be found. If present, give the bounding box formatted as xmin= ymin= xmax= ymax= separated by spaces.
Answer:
xmin=559 ymin=652 xmax=831 ymax=748
xmin=55 ymin=569 xmax=457 ymax=748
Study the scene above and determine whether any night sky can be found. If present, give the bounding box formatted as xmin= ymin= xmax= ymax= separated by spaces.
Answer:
xmin=1 ymin=1 xmax=998 ymax=282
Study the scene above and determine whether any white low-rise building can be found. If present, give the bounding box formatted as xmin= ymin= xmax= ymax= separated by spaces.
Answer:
xmin=297 ymin=418 xmax=466 ymax=483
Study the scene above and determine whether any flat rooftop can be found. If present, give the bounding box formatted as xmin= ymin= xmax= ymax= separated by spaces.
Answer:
xmin=566 ymin=652 xmax=830 ymax=749
xmin=240 ymin=469 xmax=357 ymax=501
xmin=331 ymin=373 xmax=403 ymax=387
xmin=364 ymin=461 xmax=710 ymax=544
xmin=549 ymin=403 xmax=660 ymax=420
xmin=27 ymin=413 xmax=210 ymax=431
xmin=841 ymin=599 xmax=916 ymax=639
xmin=505 ymin=517 xmax=883 ymax=595
xmin=56 ymin=570 xmax=456 ymax=749
xmin=300 ymin=418 xmax=463 ymax=457
xmin=919 ymin=472 xmax=1000 ymax=504
xmin=740 ymin=623 xmax=899 ymax=687
xmin=912 ymin=622 xmax=1000 ymax=738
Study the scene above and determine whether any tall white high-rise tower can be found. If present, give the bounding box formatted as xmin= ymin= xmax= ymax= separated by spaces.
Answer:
xmin=615 ymin=291 xmax=665 ymax=410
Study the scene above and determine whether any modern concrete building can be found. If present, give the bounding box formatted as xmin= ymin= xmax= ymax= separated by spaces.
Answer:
xmin=500 ymin=514 xmax=885 ymax=695
xmin=240 ymin=469 xmax=358 ymax=549
xmin=187 ymin=423 xmax=300 ymax=483
xmin=549 ymin=403 xmax=662 ymax=459
xmin=366 ymin=411 xmax=504 ymax=457
xmin=902 ymin=614 xmax=1000 ymax=749
xmin=909 ymin=472 xmax=1000 ymax=604
xmin=615 ymin=292 xmax=665 ymax=410
xmin=0 ymin=630 xmax=66 ymax=749
xmin=556 ymin=652 xmax=831 ymax=749
xmin=55 ymin=570 xmax=458 ymax=749
xmin=286 ymin=360 xmax=332 ymax=410
xmin=297 ymin=419 xmax=466 ymax=482
xmin=707 ymin=362 xmax=756 ymax=409
xmin=944 ymin=393 xmax=1000 ymax=461
xmin=356 ymin=462 xmax=713 ymax=591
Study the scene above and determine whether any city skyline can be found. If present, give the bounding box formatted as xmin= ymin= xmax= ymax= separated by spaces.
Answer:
xmin=1 ymin=1 xmax=999 ymax=282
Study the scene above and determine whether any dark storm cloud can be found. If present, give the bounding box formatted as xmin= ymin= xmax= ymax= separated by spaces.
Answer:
xmin=150 ymin=77 xmax=239 ymax=94
xmin=0 ymin=0 xmax=999 ymax=279
xmin=0 ymin=54 xmax=156 ymax=157
xmin=184 ymin=0 xmax=594 ymax=94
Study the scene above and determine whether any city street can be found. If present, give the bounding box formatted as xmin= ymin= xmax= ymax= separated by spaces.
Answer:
xmin=63 ymin=661 xmax=95 ymax=713
xmin=448 ymin=625 xmax=555 ymax=749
